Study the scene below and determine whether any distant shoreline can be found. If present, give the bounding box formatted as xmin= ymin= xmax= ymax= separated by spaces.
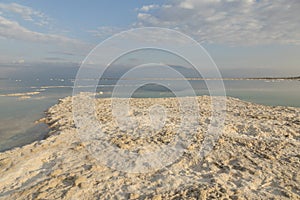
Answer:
xmin=232 ymin=76 xmax=300 ymax=80
xmin=2 ymin=76 xmax=299 ymax=82
xmin=81 ymin=76 xmax=300 ymax=81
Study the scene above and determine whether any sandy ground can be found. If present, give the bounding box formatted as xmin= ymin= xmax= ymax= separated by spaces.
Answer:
xmin=0 ymin=96 xmax=299 ymax=199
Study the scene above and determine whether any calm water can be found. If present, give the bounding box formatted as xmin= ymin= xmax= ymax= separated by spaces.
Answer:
xmin=0 ymin=78 xmax=299 ymax=152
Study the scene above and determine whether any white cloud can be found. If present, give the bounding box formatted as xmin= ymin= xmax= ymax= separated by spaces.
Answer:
xmin=139 ymin=4 xmax=160 ymax=12
xmin=178 ymin=1 xmax=194 ymax=9
xmin=0 ymin=3 xmax=49 ymax=25
xmin=0 ymin=16 xmax=83 ymax=45
xmin=0 ymin=3 xmax=91 ymax=65
xmin=136 ymin=0 xmax=300 ymax=45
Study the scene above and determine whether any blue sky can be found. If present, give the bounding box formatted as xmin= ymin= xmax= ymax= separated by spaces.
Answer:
xmin=0 ymin=0 xmax=299 ymax=77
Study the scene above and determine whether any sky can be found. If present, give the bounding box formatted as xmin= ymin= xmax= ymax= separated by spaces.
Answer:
xmin=0 ymin=0 xmax=299 ymax=78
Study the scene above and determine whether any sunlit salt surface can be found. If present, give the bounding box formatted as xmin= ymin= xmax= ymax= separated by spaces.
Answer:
xmin=0 ymin=78 xmax=299 ymax=152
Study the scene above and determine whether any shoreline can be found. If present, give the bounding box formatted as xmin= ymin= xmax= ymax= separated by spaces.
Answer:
xmin=35 ymin=94 xmax=300 ymax=151
xmin=0 ymin=96 xmax=299 ymax=199
xmin=1 ymin=94 xmax=299 ymax=154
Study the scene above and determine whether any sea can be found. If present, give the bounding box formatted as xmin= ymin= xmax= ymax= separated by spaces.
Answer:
xmin=0 ymin=77 xmax=299 ymax=152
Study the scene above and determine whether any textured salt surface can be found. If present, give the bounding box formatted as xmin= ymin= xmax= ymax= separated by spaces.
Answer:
xmin=0 ymin=96 xmax=299 ymax=199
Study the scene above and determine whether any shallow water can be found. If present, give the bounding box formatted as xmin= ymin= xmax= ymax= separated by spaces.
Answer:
xmin=0 ymin=78 xmax=299 ymax=152
xmin=0 ymin=79 xmax=73 ymax=151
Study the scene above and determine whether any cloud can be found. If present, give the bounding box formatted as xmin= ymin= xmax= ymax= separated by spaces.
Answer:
xmin=0 ymin=15 xmax=83 ymax=45
xmin=139 ymin=4 xmax=160 ymax=12
xmin=0 ymin=3 xmax=86 ymax=47
xmin=0 ymin=3 xmax=92 ymax=65
xmin=136 ymin=0 xmax=300 ymax=46
xmin=0 ymin=2 xmax=49 ymax=25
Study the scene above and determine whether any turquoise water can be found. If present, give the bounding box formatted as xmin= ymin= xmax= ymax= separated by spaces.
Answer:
xmin=0 ymin=78 xmax=299 ymax=152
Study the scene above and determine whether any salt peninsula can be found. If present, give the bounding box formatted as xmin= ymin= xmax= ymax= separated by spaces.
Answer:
xmin=0 ymin=96 xmax=299 ymax=199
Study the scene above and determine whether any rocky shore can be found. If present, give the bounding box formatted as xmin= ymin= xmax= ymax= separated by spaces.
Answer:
xmin=0 ymin=96 xmax=299 ymax=199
